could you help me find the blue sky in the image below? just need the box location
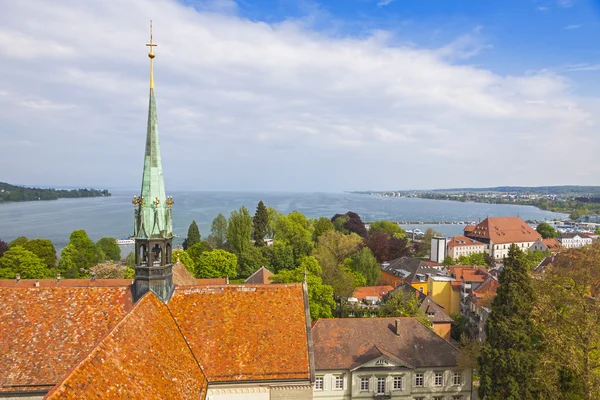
[0,0,599,191]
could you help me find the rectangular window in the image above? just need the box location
[335,376,343,390]
[360,377,369,391]
[414,373,424,387]
[434,372,443,386]
[377,377,385,394]
[453,372,462,386]
[452,396,464,400]
[315,377,323,390]
[393,376,402,390]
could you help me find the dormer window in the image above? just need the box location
[376,359,388,365]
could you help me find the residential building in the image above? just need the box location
[244,266,274,284]
[464,216,541,260]
[427,274,461,316]
[312,318,472,400]
[388,283,454,341]
[529,237,562,254]
[465,276,499,342]
[380,256,443,293]
[0,36,314,400]
[352,285,394,304]
[446,236,487,259]
[557,232,593,249]
[430,236,447,263]
[447,266,488,314]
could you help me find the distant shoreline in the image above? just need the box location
[0,182,111,204]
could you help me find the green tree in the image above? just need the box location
[95,238,121,261]
[536,222,557,239]
[23,239,57,269]
[0,239,8,257]
[332,215,349,234]
[266,207,281,239]
[442,255,456,266]
[227,206,253,255]
[369,220,406,238]
[595,226,600,235]
[312,217,334,242]
[0,246,48,279]
[346,247,381,286]
[238,246,267,278]
[271,264,336,320]
[125,252,135,268]
[478,245,539,400]
[8,236,28,248]
[58,230,104,278]
[379,289,432,328]
[274,211,314,263]
[183,220,201,250]
[172,249,195,275]
[262,241,295,272]
[450,312,468,341]
[186,241,213,265]
[195,249,237,279]
[252,201,269,246]
[570,209,584,221]
[210,213,228,249]
[314,231,363,298]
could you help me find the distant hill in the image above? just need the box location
[355,186,600,196]
[0,182,111,203]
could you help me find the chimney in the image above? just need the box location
[56,273,61,284]
[226,275,229,285]
[395,319,401,336]
[15,273,20,283]
[90,272,96,282]
[34,280,40,287]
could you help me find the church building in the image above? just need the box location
[0,25,314,400]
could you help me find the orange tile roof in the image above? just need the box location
[447,266,488,283]
[353,285,394,301]
[168,284,311,383]
[244,267,274,284]
[541,238,562,250]
[447,235,485,248]
[472,277,500,298]
[45,293,208,400]
[0,287,133,393]
[466,216,541,244]
[172,262,227,286]
[0,279,132,288]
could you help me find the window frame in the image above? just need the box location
[453,372,462,386]
[315,376,324,390]
[414,373,424,387]
[393,376,403,390]
[360,377,370,392]
[334,375,343,390]
[376,377,386,395]
[434,372,443,386]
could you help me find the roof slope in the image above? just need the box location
[392,283,453,323]
[244,266,273,284]
[312,317,459,370]
[168,284,311,383]
[353,285,394,301]
[0,287,133,393]
[447,235,485,248]
[382,257,443,283]
[45,293,208,400]
[466,216,541,244]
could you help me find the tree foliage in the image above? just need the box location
[195,249,238,279]
[364,231,409,263]
[227,206,253,255]
[379,289,432,328]
[9,236,28,248]
[0,239,7,258]
[172,249,195,275]
[0,246,48,279]
[369,220,406,238]
[252,201,269,246]
[58,230,104,278]
[23,238,57,269]
[314,231,363,298]
[331,212,367,237]
[346,247,381,286]
[536,222,558,239]
[478,245,539,400]
[95,238,121,261]
[183,220,201,250]
[89,262,130,279]
[237,246,267,278]
[186,241,213,265]
[274,211,314,263]
[210,213,228,249]
[262,241,295,272]
[312,217,335,241]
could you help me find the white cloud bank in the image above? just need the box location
[0,0,597,191]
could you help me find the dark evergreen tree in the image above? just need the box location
[183,220,201,250]
[331,211,367,237]
[252,201,269,247]
[0,239,8,257]
[478,244,539,400]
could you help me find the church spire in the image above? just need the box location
[132,22,175,304]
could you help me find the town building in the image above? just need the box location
[430,236,448,263]
[352,285,394,304]
[387,283,454,341]
[464,216,541,260]
[244,266,274,284]
[465,276,499,342]
[311,318,472,400]
[557,232,593,249]
[427,274,461,315]
[380,256,443,293]
[530,237,562,254]
[447,266,488,314]
[0,31,314,400]
[446,236,487,259]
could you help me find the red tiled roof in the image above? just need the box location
[541,238,562,250]
[465,216,541,244]
[45,293,208,400]
[472,277,500,298]
[0,279,132,288]
[172,262,227,286]
[0,287,133,393]
[447,266,488,283]
[353,285,394,301]
[168,284,311,383]
[244,267,274,284]
[447,235,486,248]
[312,318,459,370]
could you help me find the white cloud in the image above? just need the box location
[0,0,597,191]
[557,0,574,7]
[564,24,582,30]
[537,6,549,11]
[377,0,394,6]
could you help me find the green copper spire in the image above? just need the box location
[133,22,173,240]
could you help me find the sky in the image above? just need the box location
[1,0,600,192]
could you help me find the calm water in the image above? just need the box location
[0,190,567,249]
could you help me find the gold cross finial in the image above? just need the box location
[146,20,157,88]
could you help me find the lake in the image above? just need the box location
[0,190,567,249]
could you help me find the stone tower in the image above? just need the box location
[132,22,175,303]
